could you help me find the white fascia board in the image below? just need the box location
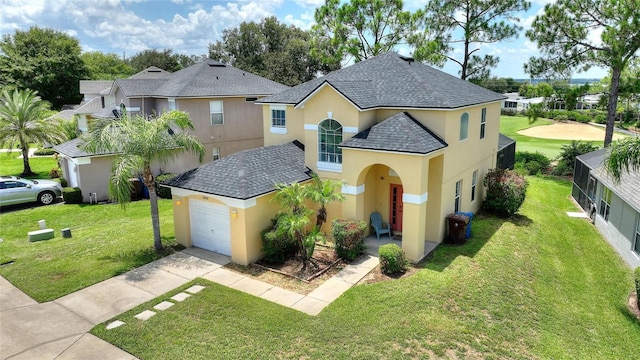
[169,187,257,209]
[294,81,362,111]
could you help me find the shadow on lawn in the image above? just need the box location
[422,211,533,272]
[98,237,183,276]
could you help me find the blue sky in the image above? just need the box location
[0,0,608,79]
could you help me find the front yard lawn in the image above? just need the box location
[0,199,177,302]
[92,177,640,359]
[0,152,57,179]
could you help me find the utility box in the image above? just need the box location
[446,213,469,245]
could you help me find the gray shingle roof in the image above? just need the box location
[576,148,607,169]
[116,60,289,98]
[498,133,516,151]
[128,66,170,79]
[79,80,113,95]
[52,138,115,158]
[340,112,448,154]
[166,141,312,199]
[74,97,103,115]
[257,52,506,109]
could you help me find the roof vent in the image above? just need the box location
[148,70,162,73]
[207,60,226,67]
[398,54,414,64]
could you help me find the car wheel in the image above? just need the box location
[38,191,55,205]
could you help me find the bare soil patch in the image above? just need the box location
[358,264,418,284]
[629,291,640,320]
[518,122,626,141]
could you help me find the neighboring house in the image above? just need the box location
[54,62,288,203]
[166,52,507,265]
[501,92,544,111]
[572,149,640,268]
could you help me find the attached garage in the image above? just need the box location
[189,199,231,256]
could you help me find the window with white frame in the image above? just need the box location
[168,98,176,111]
[460,113,469,141]
[634,218,640,255]
[480,108,486,139]
[270,105,286,134]
[212,146,221,161]
[318,119,343,166]
[210,101,224,125]
[455,180,462,212]
[599,186,612,221]
[471,170,478,202]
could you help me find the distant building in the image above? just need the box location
[501,92,544,111]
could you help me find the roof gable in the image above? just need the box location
[258,52,506,109]
[340,112,448,154]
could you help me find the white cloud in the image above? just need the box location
[295,0,323,8]
[284,11,315,30]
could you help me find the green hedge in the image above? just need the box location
[379,243,408,275]
[332,218,367,261]
[33,148,57,156]
[62,187,82,204]
[483,168,528,217]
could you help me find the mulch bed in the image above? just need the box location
[629,292,640,320]
[253,245,343,282]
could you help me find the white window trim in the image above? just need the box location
[455,180,462,212]
[270,127,287,134]
[212,146,221,161]
[471,170,478,202]
[317,162,342,173]
[168,98,176,111]
[210,100,224,126]
[270,105,286,133]
[460,113,469,141]
[480,108,486,139]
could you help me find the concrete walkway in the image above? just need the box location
[0,247,378,359]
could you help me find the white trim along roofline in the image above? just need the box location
[169,187,258,209]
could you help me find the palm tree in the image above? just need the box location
[0,88,66,176]
[605,136,640,182]
[305,174,345,230]
[83,110,204,251]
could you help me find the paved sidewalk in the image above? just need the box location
[1,247,378,359]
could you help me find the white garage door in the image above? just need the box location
[189,199,231,256]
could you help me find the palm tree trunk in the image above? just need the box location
[21,146,33,177]
[143,166,163,251]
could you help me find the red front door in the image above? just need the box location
[390,184,403,232]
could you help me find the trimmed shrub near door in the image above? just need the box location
[379,243,408,275]
[155,173,177,199]
[332,218,367,261]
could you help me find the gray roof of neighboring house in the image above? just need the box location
[46,109,76,121]
[74,97,103,115]
[165,141,312,199]
[115,60,289,98]
[79,80,113,95]
[257,52,506,109]
[340,112,448,154]
[579,148,640,213]
[52,138,114,158]
[128,66,171,79]
[498,133,516,151]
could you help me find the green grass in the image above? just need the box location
[92,177,639,359]
[0,200,177,302]
[0,152,57,178]
[500,115,605,158]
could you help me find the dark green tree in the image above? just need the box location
[0,27,88,109]
[81,51,135,80]
[129,49,181,73]
[209,17,332,86]
[414,0,531,80]
[310,0,422,67]
[525,0,640,147]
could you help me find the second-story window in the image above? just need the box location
[210,100,224,125]
[460,113,469,141]
[270,105,287,134]
[480,108,486,139]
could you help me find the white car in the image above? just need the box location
[0,176,63,206]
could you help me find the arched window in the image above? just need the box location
[318,119,343,164]
[460,112,469,141]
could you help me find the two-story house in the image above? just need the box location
[54,61,288,203]
[166,52,506,265]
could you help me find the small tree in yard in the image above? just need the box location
[483,168,528,217]
[553,140,599,176]
[305,174,345,231]
[83,111,204,251]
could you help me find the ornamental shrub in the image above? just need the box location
[379,244,408,275]
[482,168,528,217]
[332,218,367,261]
[554,140,598,176]
[635,267,640,309]
[34,148,57,156]
[155,173,177,199]
[515,151,551,174]
[261,213,298,264]
[62,187,83,204]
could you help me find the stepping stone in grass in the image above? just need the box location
[154,301,174,311]
[185,285,206,294]
[134,310,156,321]
[171,292,191,302]
[106,320,125,330]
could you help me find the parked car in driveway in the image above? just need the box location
[0,176,63,206]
